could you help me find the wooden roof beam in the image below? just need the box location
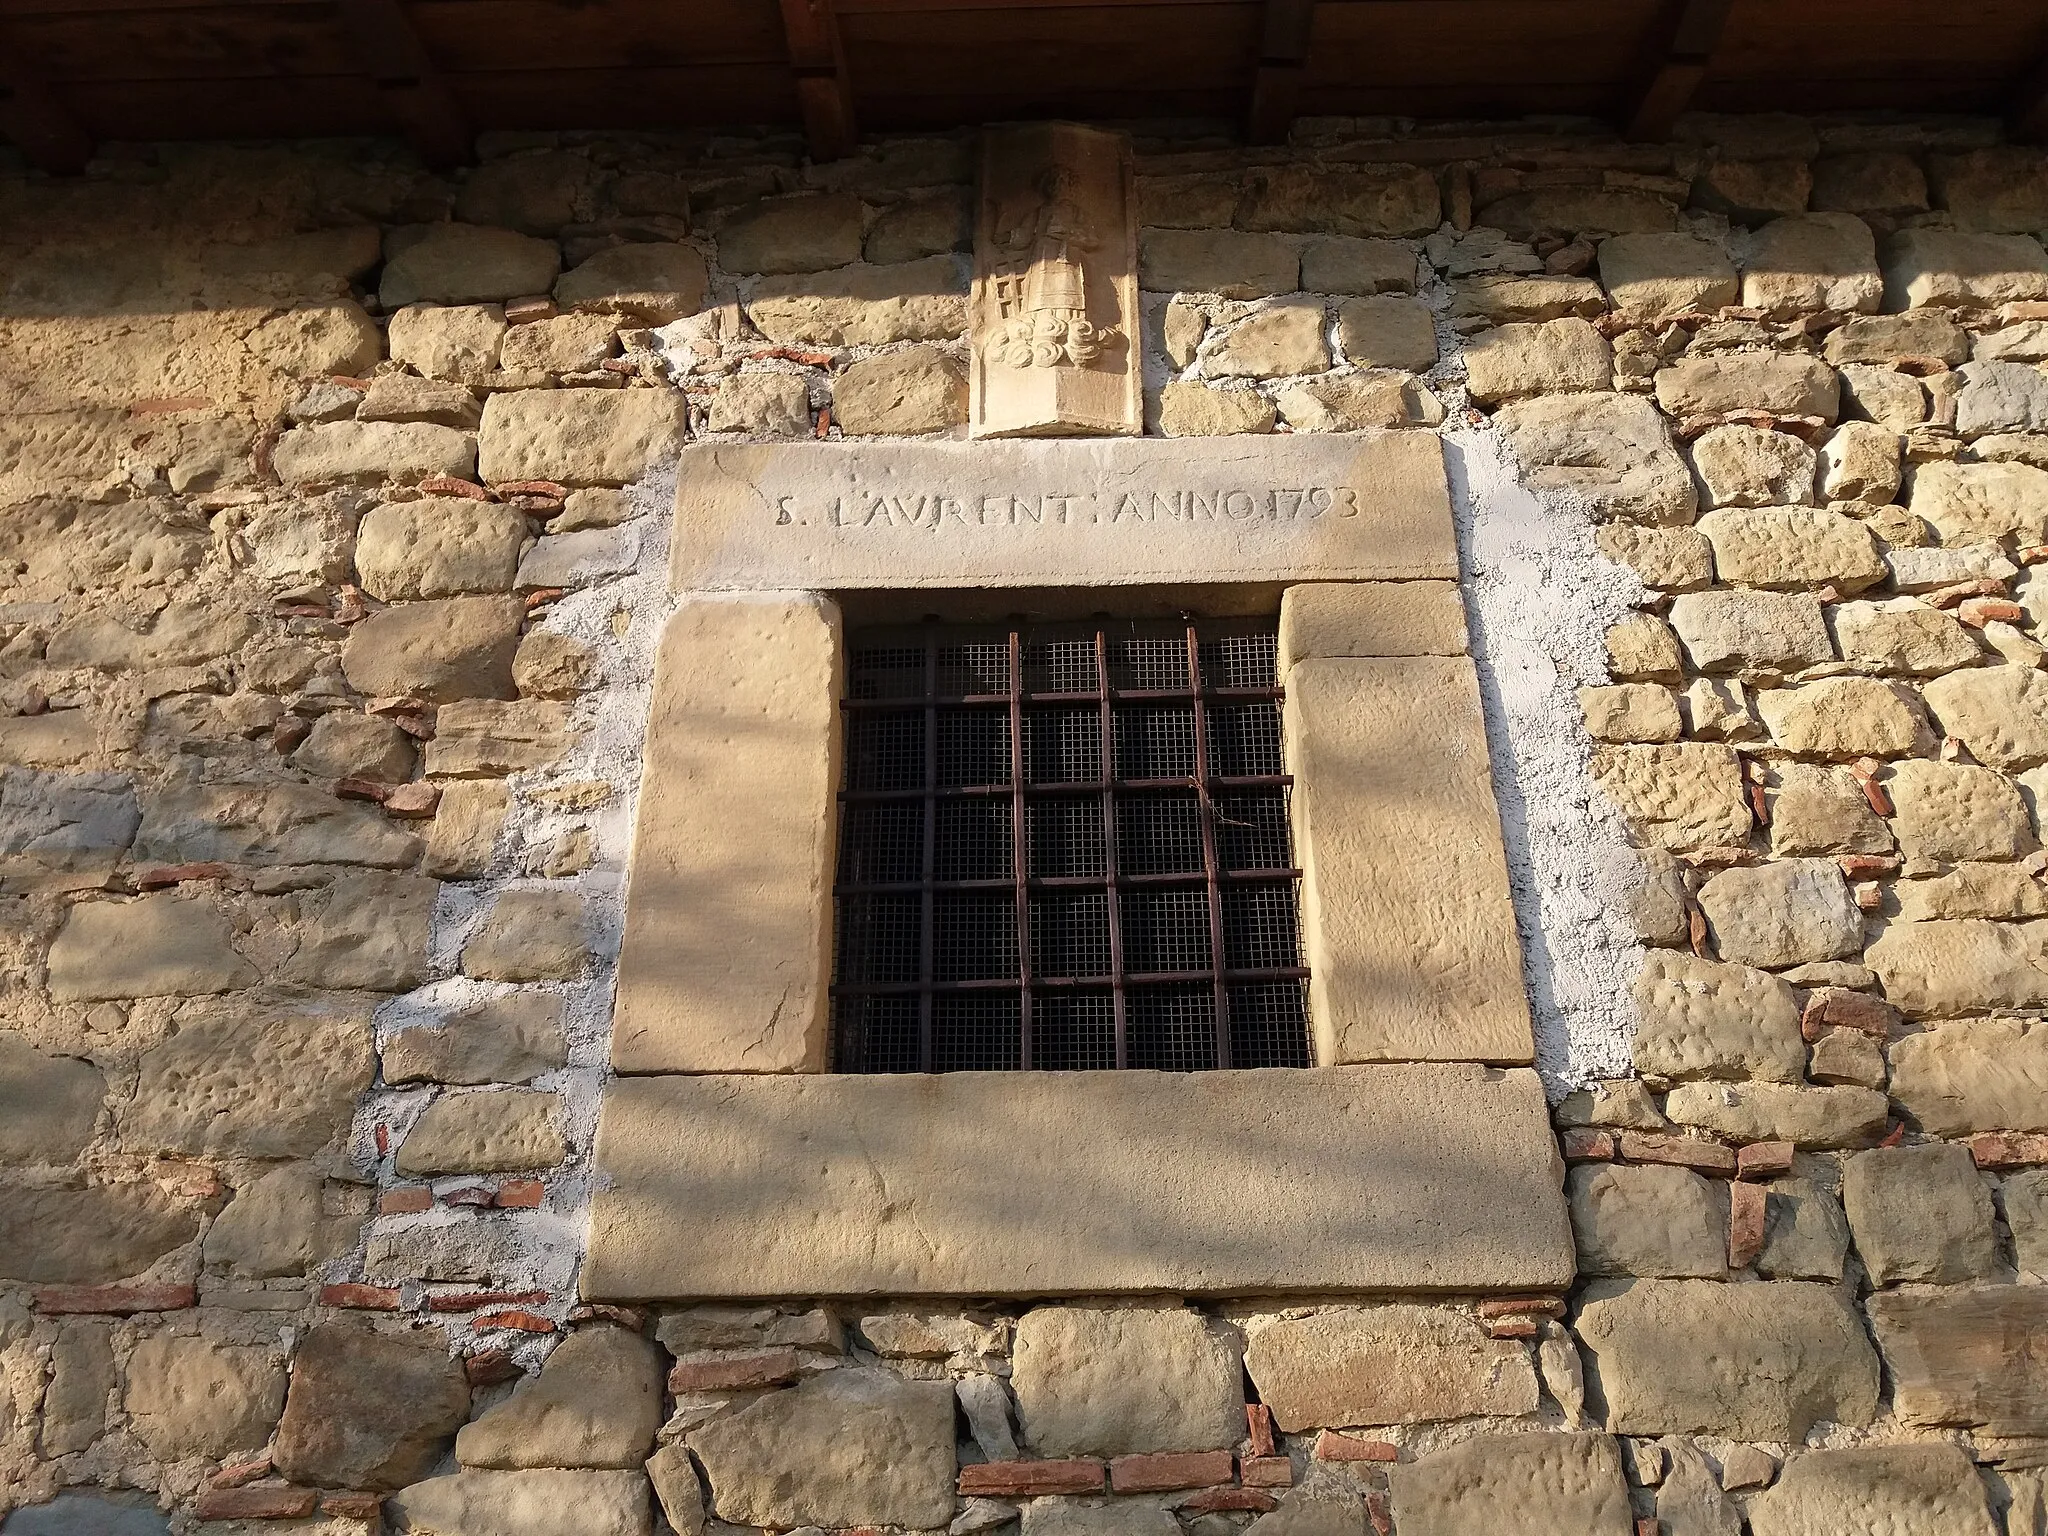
[2012,49,2048,142]
[1622,0,1732,142]
[781,0,858,162]
[1246,0,1315,145]
[0,27,93,175]
[336,0,470,168]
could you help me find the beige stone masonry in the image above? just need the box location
[582,1065,1574,1298]
[1277,581,1469,674]
[1285,656,1534,1064]
[612,595,843,1074]
[669,433,1454,592]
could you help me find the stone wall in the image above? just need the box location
[0,114,2045,1534]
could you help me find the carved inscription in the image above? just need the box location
[771,485,1367,529]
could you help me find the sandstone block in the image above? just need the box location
[1483,186,1679,240]
[1757,1176,1852,1281]
[1493,392,1697,524]
[1768,763,1893,855]
[1757,677,1925,758]
[1464,319,1610,405]
[514,523,638,591]
[357,371,482,429]
[499,312,619,375]
[280,869,436,990]
[45,600,254,672]
[47,893,253,1001]
[124,1334,284,1461]
[1813,150,1930,218]
[718,193,864,274]
[1244,1305,1537,1430]
[462,888,588,982]
[1590,743,1753,852]
[1824,310,1969,366]
[397,1089,567,1175]
[1689,424,1816,508]
[387,1469,653,1536]
[1607,612,1682,680]
[1277,582,1467,668]
[1867,1285,2048,1434]
[1022,1498,1180,1536]
[1664,1080,1889,1147]
[1698,859,1864,967]
[42,1320,116,1455]
[274,1324,470,1489]
[0,768,136,893]
[1669,589,1832,673]
[686,1367,954,1528]
[2010,1168,2048,1277]
[1741,214,1883,315]
[646,1443,706,1536]
[1207,299,1331,379]
[1631,949,1806,1083]
[1274,372,1441,431]
[1978,321,2048,362]
[1569,1163,1726,1278]
[384,993,566,1086]
[381,224,563,308]
[1695,158,1812,223]
[708,372,812,436]
[1655,354,1839,420]
[1334,295,1437,372]
[1930,146,2048,234]
[1015,1306,1244,1455]
[1830,601,1976,675]
[864,189,971,265]
[1575,1278,1878,1438]
[747,256,968,346]
[1285,657,1533,1063]
[834,346,967,435]
[123,995,373,1158]
[272,419,476,487]
[389,304,508,383]
[456,1325,662,1470]
[554,242,707,323]
[1956,359,2048,438]
[1885,229,2048,310]
[1886,1016,2048,1133]
[613,597,839,1073]
[1924,665,2048,769]
[292,712,417,782]
[1388,1432,1633,1536]
[477,388,684,487]
[341,593,525,703]
[1580,683,1681,743]
[1300,236,1416,295]
[424,779,510,878]
[0,1183,198,1285]
[133,782,416,868]
[204,1164,338,1278]
[1138,229,1298,298]
[1886,759,2034,865]
[1837,362,1928,428]
[1598,232,1738,322]
[1448,273,1605,325]
[0,1032,102,1165]
[354,497,531,599]
[1895,861,2048,921]
[512,631,595,699]
[0,1497,168,1535]
[1596,524,1714,590]
[1236,164,1439,238]
[1157,382,1275,435]
[1909,459,2048,544]
[363,1214,533,1287]
[1843,1143,1998,1285]
[425,698,574,775]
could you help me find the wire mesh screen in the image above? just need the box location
[832,619,1312,1073]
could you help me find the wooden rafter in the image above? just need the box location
[781,0,858,162]
[1622,0,1733,142]
[2012,49,2048,142]
[336,0,470,168]
[1246,0,1315,145]
[0,26,93,175]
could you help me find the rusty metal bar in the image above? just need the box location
[1096,630,1130,1069]
[1185,624,1234,1070]
[918,628,938,1073]
[838,967,1309,996]
[842,774,1292,804]
[1008,628,1033,1069]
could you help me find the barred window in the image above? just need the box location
[831,618,1311,1072]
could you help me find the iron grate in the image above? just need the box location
[831,619,1312,1072]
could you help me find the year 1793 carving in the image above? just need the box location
[773,485,1366,529]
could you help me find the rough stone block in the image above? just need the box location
[1884,230,2048,310]
[1923,665,2048,769]
[1464,319,1610,405]
[1767,764,1893,856]
[583,1066,1574,1298]
[1335,295,1438,371]
[1689,424,1816,508]
[355,497,531,599]
[1493,392,1697,525]
[1886,1016,2048,1134]
[1868,1286,2048,1434]
[1013,1306,1242,1455]
[1236,164,1439,238]
[204,1164,339,1279]
[554,242,707,323]
[1813,151,1930,218]
[1595,524,1713,590]
[1698,859,1864,968]
[477,388,685,486]
[1694,158,1812,223]
[462,889,588,982]
[1868,922,2048,1021]
[1022,1498,1181,1536]
[1598,232,1738,322]
[1285,656,1533,1064]
[1909,460,2048,545]
[1568,1163,1728,1278]
[1740,214,1883,315]
[1654,354,1839,420]
[747,256,968,346]
[1590,743,1753,852]
[424,779,511,879]
[1886,759,2034,865]
[0,768,138,893]
[384,993,567,1085]
[1830,601,1976,676]
[386,1469,653,1536]
[397,1089,567,1175]
[273,1324,471,1490]
[1574,1278,1879,1439]
[1388,1432,1633,1536]
[389,303,508,384]
[456,1325,662,1470]
[123,1334,285,1461]
[686,1368,954,1528]
[500,311,619,375]
[47,893,254,1001]
[1301,236,1416,296]
[1669,589,1832,673]
[1749,1445,1995,1536]
[1631,950,1806,1084]
[708,372,812,437]
[835,346,967,434]
[279,869,436,990]
[1158,382,1276,435]
[341,594,525,704]
[272,419,477,486]
[1207,299,1331,379]
[1843,1143,1998,1286]
[423,699,574,776]
[1580,683,1682,743]
[1756,1176,1852,1281]
[1243,1305,1536,1430]
[718,193,864,274]
[864,189,971,265]
[292,712,417,782]
[0,1032,103,1166]
[1663,1081,1889,1148]
[1139,229,1299,298]
[0,1495,169,1535]
[1275,372,1441,431]
[381,224,563,308]
[1449,273,1605,325]
[1757,677,1926,759]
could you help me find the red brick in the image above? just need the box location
[1241,1455,1294,1488]
[429,1288,548,1313]
[418,474,491,502]
[1561,1128,1616,1162]
[669,1347,800,1394]
[442,1185,496,1208]
[1366,1488,1394,1536]
[1482,1317,1540,1339]
[378,1187,434,1215]
[475,1309,555,1333]
[496,1178,546,1208]
[959,1460,1106,1496]
[137,861,232,890]
[319,1283,402,1311]
[1728,1179,1768,1270]
[210,1453,273,1488]
[1315,1432,1398,1463]
[1619,1132,1736,1176]
[1246,1402,1276,1457]
[464,1348,523,1386]
[195,1485,319,1520]
[334,776,390,803]
[1176,1488,1278,1514]
[494,478,568,499]
[1637,1520,1662,1536]
[570,1302,647,1330]
[1800,988,1897,1041]
[1736,1140,1796,1180]
[321,1491,386,1518]
[1836,853,1900,880]
[34,1283,195,1315]
[1475,1296,1566,1321]
[1971,1131,2048,1170]
[1109,1451,1235,1493]
[383,781,442,817]
[1958,597,2026,628]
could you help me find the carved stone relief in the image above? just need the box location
[972,122,1141,438]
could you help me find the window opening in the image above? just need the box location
[832,618,1311,1072]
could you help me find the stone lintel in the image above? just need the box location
[669,432,1455,592]
[581,1065,1574,1300]
[611,594,842,1074]
[1285,655,1535,1065]
[1277,580,1471,676]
